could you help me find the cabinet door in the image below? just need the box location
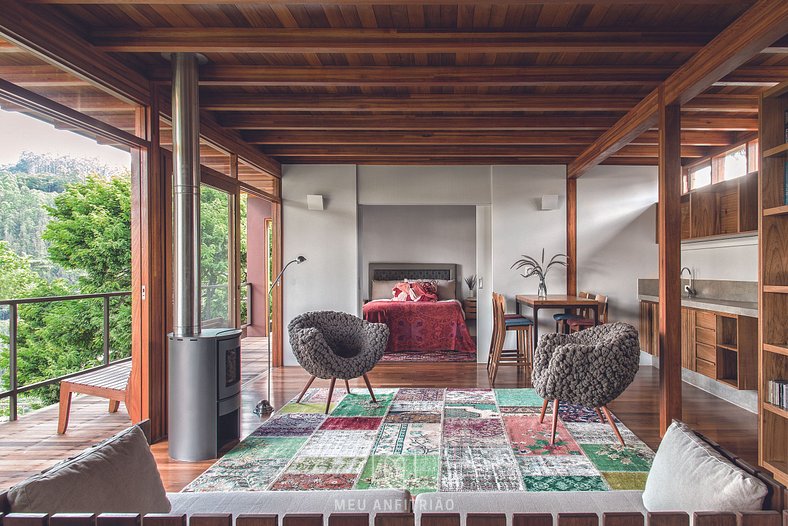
[681,308,696,370]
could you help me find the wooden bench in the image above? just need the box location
[58,360,131,434]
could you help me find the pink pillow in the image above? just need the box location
[391,281,438,302]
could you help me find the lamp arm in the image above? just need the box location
[269,259,300,296]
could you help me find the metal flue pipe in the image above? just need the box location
[172,53,201,337]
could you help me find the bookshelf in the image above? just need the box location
[758,80,788,486]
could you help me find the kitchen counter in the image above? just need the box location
[638,294,758,318]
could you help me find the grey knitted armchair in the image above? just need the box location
[532,321,640,445]
[288,311,389,413]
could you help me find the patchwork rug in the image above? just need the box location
[184,388,653,495]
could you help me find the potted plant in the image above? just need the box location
[464,274,478,298]
[511,249,568,298]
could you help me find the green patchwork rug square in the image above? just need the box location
[183,388,654,493]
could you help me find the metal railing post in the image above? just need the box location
[103,295,111,365]
[9,303,18,421]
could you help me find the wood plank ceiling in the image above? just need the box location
[5,1,788,166]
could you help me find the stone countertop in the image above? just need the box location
[638,294,758,318]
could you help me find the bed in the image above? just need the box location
[362,263,475,354]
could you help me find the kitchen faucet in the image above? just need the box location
[681,267,696,298]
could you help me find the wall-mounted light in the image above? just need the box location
[307,194,324,211]
[540,194,559,211]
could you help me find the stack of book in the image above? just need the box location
[767,379,788,410]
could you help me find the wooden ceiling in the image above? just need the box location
[4,1,788,167]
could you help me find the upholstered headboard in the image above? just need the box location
[368,262,460,300]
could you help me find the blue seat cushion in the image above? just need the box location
[553,313,582,321]
[505,317,533,327]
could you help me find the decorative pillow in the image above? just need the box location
[392,281,412,301]
[435,279,456,300]
[642,420,767,513]
[411,280,438,302]
[7,424,171,514]
[371,280,401,300]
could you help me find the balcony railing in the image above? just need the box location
[0,291,131,421]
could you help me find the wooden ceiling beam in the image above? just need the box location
[240,129,733,147]
[0,0,148,104]
[568,0,788,178]
[201,93,749,113]
[263,144,706,158]
[91,28,715,54]
[0,65,90,87]
[149,64,788,88]
[217,113,757,132]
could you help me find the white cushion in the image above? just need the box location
[436,280,456,300]
[371,280,399,300]
[642,420,767,513]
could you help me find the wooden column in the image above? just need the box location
[270,201,284,367]
[566,175,577,296]
[229,154,241,329]
[657,87,683,435]
[130,84,170,441]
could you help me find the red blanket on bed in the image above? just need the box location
[363,300,476,353]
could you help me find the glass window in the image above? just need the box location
[689,163,712,190]
[200,184,231,328]
[722,145,747,181]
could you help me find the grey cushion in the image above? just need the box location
[289,311,388,380]
[532,322,640,408]
[642,420,767,513]
[169,490,411,525]
[436,280,456,300]
[371,280,400,300]
[7,425,170,514]
[414,491,645,525]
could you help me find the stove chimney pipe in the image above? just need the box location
[172,53,201,337]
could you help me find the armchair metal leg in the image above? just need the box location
[296,375,317,403]
[594,407,605,423]
[345,379,351,393]
[325,378,337,414]
[539,399,548,424]
[550,399,560,445]
[362,373,377,402]
[601,405,625,445]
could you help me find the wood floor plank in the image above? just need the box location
[0,343,758,492]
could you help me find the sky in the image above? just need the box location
[0,109,131,169]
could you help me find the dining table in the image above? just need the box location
[515,294,600,346]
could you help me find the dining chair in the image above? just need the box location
[553,291,591,334]
[488,292,533,384]
[567,294,609,333]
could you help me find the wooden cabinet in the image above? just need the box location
[659,171,758,242]
[758,82,788,485]
[639,301,756,390]
[463,297,477,320]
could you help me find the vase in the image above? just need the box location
[537,278,548,299]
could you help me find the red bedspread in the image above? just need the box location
[363,300,476,354]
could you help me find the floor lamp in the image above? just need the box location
[255,255,307,416]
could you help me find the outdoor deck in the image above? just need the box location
[0,336,269,490]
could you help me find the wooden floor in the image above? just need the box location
[0,353,758,493]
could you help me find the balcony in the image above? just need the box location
[0,290,268,490]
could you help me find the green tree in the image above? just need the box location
[43,175,132,292]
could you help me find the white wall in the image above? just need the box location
[359,205,477,299]
[491,165,568,338]
[282,164,359,365]
[358,165,492,205]
[681,236,758,282]
[577,165,659,327]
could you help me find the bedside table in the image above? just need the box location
[463,297,477,320]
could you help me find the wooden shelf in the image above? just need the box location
[764,403,788,419]
[763,285,788,293]
[717,343,737,352]
[764,343,788,357]
[763,460,788,486]
[718,378,738,388]
[763,142,788,158]
[764,205,788,217]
